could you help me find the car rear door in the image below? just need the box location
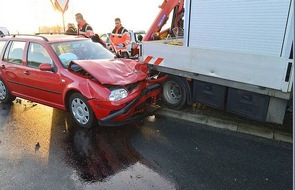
[1,40,28,96]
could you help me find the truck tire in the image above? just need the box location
[162,76,187,109]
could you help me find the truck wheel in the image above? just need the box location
[69,93,94,128]
[0,79,16,103]
[162,76,187,109]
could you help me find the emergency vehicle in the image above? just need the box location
[139,0,294,124]
[0,27,9,36]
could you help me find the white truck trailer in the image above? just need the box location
[140,0,294,124]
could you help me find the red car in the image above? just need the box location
[0,34,166,128]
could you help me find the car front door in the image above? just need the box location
[23,42,65,108]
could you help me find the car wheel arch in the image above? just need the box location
[65,89,84,111]
[64,82,103,111]
[0,77,16,103]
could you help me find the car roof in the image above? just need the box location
[0,34,90,43]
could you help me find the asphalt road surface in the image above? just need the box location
[0,100,293,190]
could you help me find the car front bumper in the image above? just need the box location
[98,83,162,126]
[89,83,162,126]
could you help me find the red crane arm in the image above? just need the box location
[143,0,184,41]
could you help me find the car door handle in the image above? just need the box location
[24,71,30,75]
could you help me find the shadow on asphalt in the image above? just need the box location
[191,103,293,134]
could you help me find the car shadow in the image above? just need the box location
[0,102,13,128]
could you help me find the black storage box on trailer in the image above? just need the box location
[193,80,227,110]
[226,88,270,121]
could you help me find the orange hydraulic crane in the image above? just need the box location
[143,0,184,41]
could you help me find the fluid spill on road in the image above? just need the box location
[64,124,140,182]
[63,118,177,189]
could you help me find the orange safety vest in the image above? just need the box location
[78,20,94,37]
[110,26,130,46]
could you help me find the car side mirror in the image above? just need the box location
[39,63,53,71]
[137,34,143,42]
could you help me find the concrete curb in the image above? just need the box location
[157,108,293,143]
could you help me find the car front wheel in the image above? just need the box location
[0,79,16,103]
[69,93,94,128]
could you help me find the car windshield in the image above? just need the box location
[51,39,115,67]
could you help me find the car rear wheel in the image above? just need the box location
[0,79,16,103]
[69,93,94,128]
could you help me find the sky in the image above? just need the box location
[0,0,162,34]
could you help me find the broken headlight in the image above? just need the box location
[109,89,128,101]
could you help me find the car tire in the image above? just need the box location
[162,76,187,110]
[69,93,95,128]
[0,78,16,103]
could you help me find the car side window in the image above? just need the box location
[0,41,7,56]
[100,34,110,43]
[27,43,52,68]
[135,33,145,42]
[4,41,26,64]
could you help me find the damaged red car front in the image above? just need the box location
[68,58,167,127]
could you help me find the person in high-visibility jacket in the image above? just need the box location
[110,18,130,49]
[75,13,94,38]
[65,23,77,35]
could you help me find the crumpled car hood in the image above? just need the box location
[72,59,148,85]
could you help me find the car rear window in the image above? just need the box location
[4,41,26,64]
